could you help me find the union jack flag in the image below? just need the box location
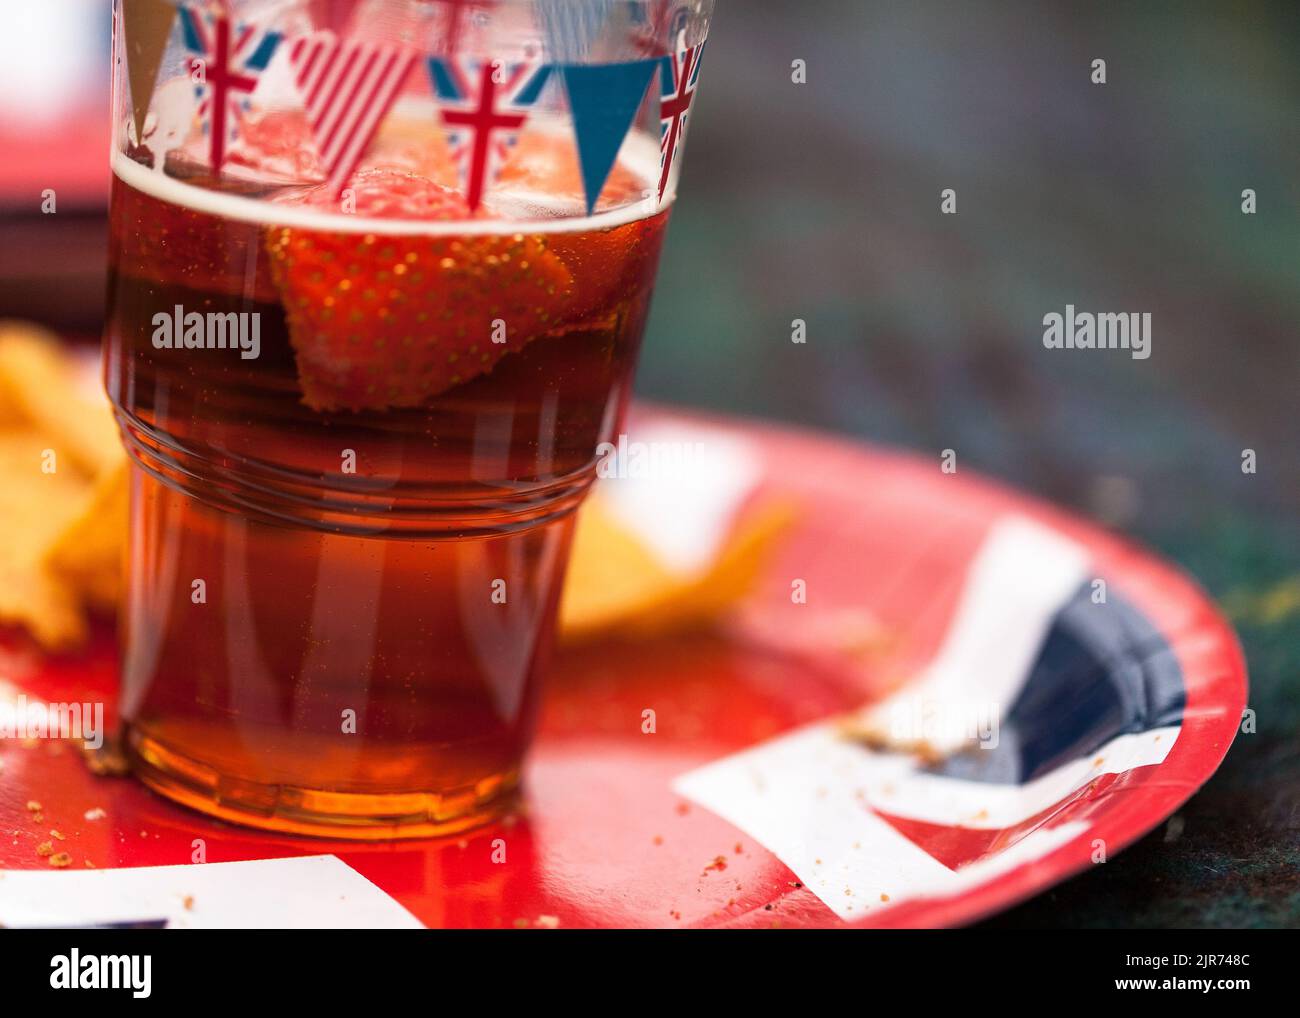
[287,31,417,196]
[657,38,704,202]
[178,5,281,172]
[426,57,553,213]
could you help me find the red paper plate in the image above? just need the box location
[0,407,1246,928]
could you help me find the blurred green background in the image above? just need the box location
[647,0,1299,927]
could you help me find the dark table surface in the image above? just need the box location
[637,0,1298,928]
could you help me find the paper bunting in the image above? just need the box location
[116,2,706,209]
[178,5,282,171]
[287,31,417,196]
[122,0,177,143]
[427,57,553,212]
[657,38,705,202]
[561,61,658,213]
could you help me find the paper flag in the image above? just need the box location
[657,39,705,202]
[123,0,177,141]
[427,57,553,212]
[287,31,417,195]
[178,5,282,171]
[561,60,658,214]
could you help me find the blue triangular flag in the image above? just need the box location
[562,60,658,214]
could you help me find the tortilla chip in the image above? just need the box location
[0,432,89,545]
[0,431,94,648]
[0,321,121,478]
[560,496,796,641]
[0,324,127,649]
[0,562,87,649]
[47,459,129,613]
[560,494,680,635]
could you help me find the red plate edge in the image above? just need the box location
[657,404,1248,928]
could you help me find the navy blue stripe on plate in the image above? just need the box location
[924,581,1185,785]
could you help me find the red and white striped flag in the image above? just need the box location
[288,30,416,195]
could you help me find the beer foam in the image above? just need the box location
[111,129,674,237]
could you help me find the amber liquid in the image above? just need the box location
[104,170,668,837]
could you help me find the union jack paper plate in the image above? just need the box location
[0,408,1246,928]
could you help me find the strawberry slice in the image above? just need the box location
[264,169,575,411]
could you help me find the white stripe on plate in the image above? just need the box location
[865,725,1179,828]
[848,515,1091,756]
[674,718,1143,921]
[0,855,423,929]
[673,515,1127,921]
